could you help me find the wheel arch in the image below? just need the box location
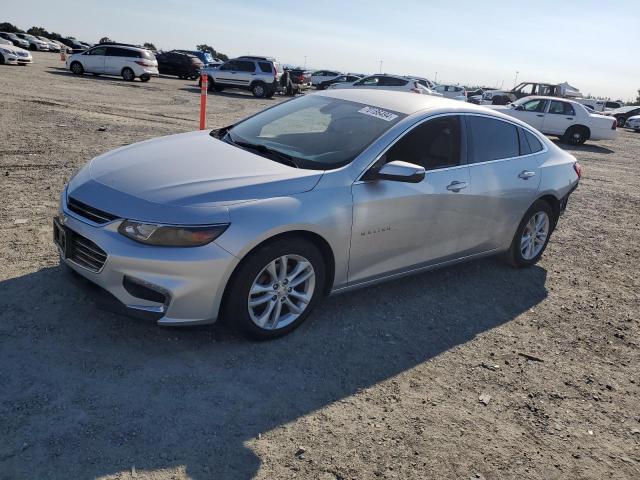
[219,230,336,317]
[535,194,561,229]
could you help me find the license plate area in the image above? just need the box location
[53,217,71,258]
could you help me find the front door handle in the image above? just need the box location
[446,181,468,192]
[519,170,536,180]
[536,114,544,117]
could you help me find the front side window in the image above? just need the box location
[355,76,379,86]
[88,46,107,56]
[467,116,519,163]
[224,96,406,170]
[520,99,548,112]
[548,101,575,116]
[385,116,462,171]
[516,84,535,96]
[219,61,238,71]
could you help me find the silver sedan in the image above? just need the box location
[55,90,581,339]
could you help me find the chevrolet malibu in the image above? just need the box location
[55,90,580,339]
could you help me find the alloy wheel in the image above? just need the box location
[247,255,315,330]
[520,212,549,260]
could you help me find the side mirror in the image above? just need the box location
[375,161,425,183]
[514,105,525,111]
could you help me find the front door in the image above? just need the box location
[511,98,548,130]
[82,46,107,73]
[349,115,475,285]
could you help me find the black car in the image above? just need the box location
[318,74,362,90]
[606,106,640,127]
[59,38,88,54]
[156,51,203,80]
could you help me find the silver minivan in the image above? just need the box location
[66,44,159,82]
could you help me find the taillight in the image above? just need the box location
[611,119,617,130]
[135,60,152,67]
[574,162,582,179]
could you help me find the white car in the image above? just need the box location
[14,33,49,51]
[36,36,61,52]
[0,43,33,65]
[66,44,158,82]
[329,74,441,96]
[433,84,467,101]
[493,96,617,145]
[626,115,640,132]
[310,70,341,88]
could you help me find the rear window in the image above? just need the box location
[524,130,543,153]
[258,62,273,73]
[467,116,519,163]
[141,50,155,60]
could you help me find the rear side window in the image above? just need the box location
[107,47,138,57]
[549,101,575,116]
[258,62,273,73]
[467,116,519,163]
[386,116,462,171]
[236,60,256,72]
[379,77,408,87]
[524,129,543,153]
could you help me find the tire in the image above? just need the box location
[140,74,150,82]
[617,117,626,128]
[562,125,588,146]
[222,237,326,340]
[251,82,267,98]
[121,67,135,81]
[30,44,37,51]
[92,73,100,76]
[213,84,224,92]
[70,61,84,75]
[0,53,4,65]
[504,200,554,268]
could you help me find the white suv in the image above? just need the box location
[66,43,158,82]
[433,84,467,101]
[201,56,283,98]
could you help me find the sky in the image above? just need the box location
[3,0,638,100]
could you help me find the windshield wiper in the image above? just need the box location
[225,133,300,168]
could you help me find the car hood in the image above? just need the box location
[0,44,29,54]
[68,130,323,222]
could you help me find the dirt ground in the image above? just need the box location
[1,52,639,480]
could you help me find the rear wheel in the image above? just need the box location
[121,67,135,81]
[251,82,267,98]
[505,200,553,268]
[223,238,326,340]
[617,117,626,128]
[70,61,84,75]
[140,74,150,82]
[213,84,224,92]
[562,125,588,146]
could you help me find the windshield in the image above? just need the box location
[223,95,406,170]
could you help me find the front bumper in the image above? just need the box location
[56,197,239,326]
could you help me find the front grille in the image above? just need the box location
[67,196,118,224]
[69,233,107,272]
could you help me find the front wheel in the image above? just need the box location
[121,67,135,81]
[0,53,4,65]
[70,61,84,75]
[222,238,326,340]
[504,200,553,268]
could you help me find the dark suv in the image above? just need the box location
[156,51,203,79]
[200,56,283,98]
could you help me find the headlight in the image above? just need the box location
[118,221,229,247]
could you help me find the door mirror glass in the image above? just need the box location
[375,161,425,183]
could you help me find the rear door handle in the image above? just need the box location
[446,181,468,192]
[519,170,536,179]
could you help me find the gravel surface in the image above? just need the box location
[1,53,639,480]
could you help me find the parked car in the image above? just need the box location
[14,33,49,51]
[200,56,283,98]
[484,82,581,105]
[36,36,61,52]
[625,115,640,132]
[310,70,341,88]
[493,96,617,145]
[433,84,467,101]
[287,68,312,88]
[59,38,88,54]
[156,51,203,79]
[172,49,221,67]
[66,43,158,82]
[603,106,640,127]
[0,32,29,49]
[54,90,580,339]
[317,74,362,90]
[329,74,439,95]
[0,43,33,65]
[0,37,12,46]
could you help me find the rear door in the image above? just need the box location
[543,100,576,135]
[234,60,257,86]
[350,115,475,284]
[465,115,543,252]
[216,60,242,85]
[104,47,130,75]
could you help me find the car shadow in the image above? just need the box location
[552,140,614,154]
[45,68,157,86]
[0,258,548,478]
[177,86,281,100]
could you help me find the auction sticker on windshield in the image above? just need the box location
[358,106,399,122]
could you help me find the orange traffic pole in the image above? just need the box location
[60,48,66,62]
[199,73,208,130]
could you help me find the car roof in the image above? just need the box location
[517,95,579,103]
[316,89,499,116]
